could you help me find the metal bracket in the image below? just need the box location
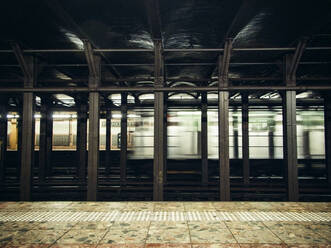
[218,39,233,87]
[83,40,99,79]
[11,42,33,81]
[286,38,308,84]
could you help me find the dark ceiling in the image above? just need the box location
[0,0,331,87]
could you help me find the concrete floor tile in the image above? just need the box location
[35,221,77,230]
[8,230,67,245]
[188,221,236,243]
[97,244,144,248]
[191,244,240,248]
[264,222,329,244]
[145,244,192,248]
[229,229,283,244]
[0,231,17,245]
[50,245,97,248]
[100,222,149,244]
[56,229,107,244]
[154,202,185,211]
[225,221,266,230]
[184,202,216,211]
[286,245,331,248]
[123,202,155,212]
[146,222,190,243]
[2,245,50,248]
[239,245,287,248]
[73,221,114,230]
[0,221,38,231]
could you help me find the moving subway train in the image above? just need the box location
[6,106,325,160]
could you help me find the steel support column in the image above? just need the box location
[281,40,306,201]
[219,91,230,200]
[20,92,35,200]
[201,92,208,184]
[154,91,165,201]
[87,91,100,201]
[120,92,128,183]
[153,39,165,201]
[218,39,232,201]
[77,103,87,181]
[325,97,331,186]
[85,42,101,201]
[282,46,303,201]
[282,90,298,201]
[18,53,36,201]
[242,93,249,185]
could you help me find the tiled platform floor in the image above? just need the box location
[0,201,330,247]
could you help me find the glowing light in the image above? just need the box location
[52,114,77,119]
[112,114,122,118]
[60,28,84,49]
[7,114,19,119]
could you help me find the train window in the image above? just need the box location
[107,110,142,151]
[207,110,218,159]
[168,109,201,159]
[52,112,77,150]
[110,111,121,150]
[297,107,325,159]
[207,108,243,159]
[34,113,40,150]
[99,118,106,150]
[249,107,283,159]
[7,112,19,151]
[7,112,41,151]
[229,108,242,159]
[128,109,154,159]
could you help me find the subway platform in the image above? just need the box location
[0,201,330,247]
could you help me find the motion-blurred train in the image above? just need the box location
[6,107,325,160]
